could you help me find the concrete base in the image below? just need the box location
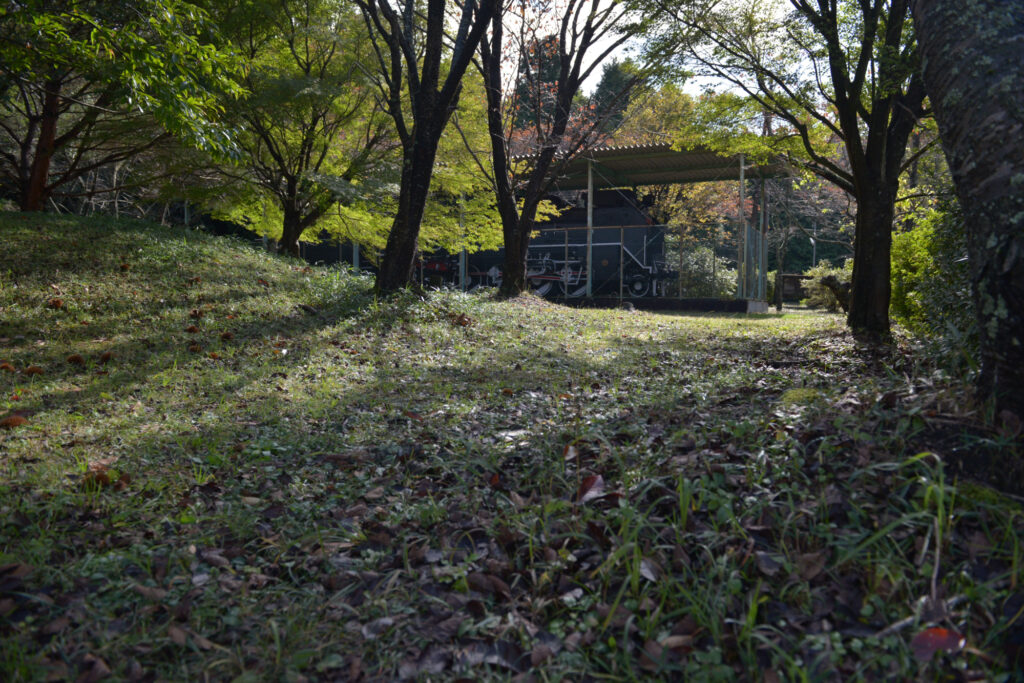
[549,297,770,313]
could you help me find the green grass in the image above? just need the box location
[1,211,1022,681]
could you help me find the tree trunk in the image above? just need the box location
[499,213,539,297]
[376,139,438,292]
[910,0,1024,417]
[279,202,303,258]
[22,79,61,211]
[847,189,896,337]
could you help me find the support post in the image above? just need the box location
[459,195,467,290]
[759,179,768,300]
[353,243,360,273]
[619,227,624,304]
[737,154,746,298]
[563,228,569,294]
[586,160,594,298]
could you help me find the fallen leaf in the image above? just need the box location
[362,616,394,640]
[910,627,965,661]
[132,584,168,601]
[40,615,70,635]
[755,551,784,577]
[796,551,827,581]
[576,474,605,504]
[199,549,231,568]
[120,263,130,271]
[257,278,270,287]
[66,354,85,365]
[0,362,14,372]
[168,624,188,646]
[78,654,111,683]
[363,487,386,501]
[187,343,201,353]
[98,352,112,364]
[220,331,234,341]
[47,298,64,309]
[0,415,28,429]
[23,365,43,375]
[467,572,494,595]
[639,639,665,672]
[189,309,203,319]
[185,325,199,333]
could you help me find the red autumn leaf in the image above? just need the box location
[66,354,85,365]
[0,362,15,372]
[47,298,64,309]
[119,263,130,271]
[257,278,270,287]
[577,474,605,504]
[0,415,28,429]
[910,627,965,661]
[24,365,43,375]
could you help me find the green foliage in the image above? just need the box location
[673,246,737,297]
[802,259,852,311]
[891,201,976,364]
[1,0,244,157]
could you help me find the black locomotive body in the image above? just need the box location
[424,190,675,298]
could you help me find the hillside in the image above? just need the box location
[1,212,1021,680]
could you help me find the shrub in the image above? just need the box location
[891,201,976,368]
[675,246,737,297]
[801,259,852,312]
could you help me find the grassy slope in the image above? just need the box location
[1,212,1021,681]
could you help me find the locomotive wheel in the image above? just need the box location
[530,279,553,296]
[627,273,651,297]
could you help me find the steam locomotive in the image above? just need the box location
[421,190,676,298]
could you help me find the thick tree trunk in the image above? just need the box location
[847,189,896,337]
[376,139,438,292]
[21,79,61,211]
[911,0,1024,417]
[279,202,303,258]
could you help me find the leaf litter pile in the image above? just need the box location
[1,214,1023,681]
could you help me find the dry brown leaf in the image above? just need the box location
[23,365,43,375]
[168,624,188,646]
[66,354,85,365]
[79,653,111,683]
[0,415,28,429]
[40,615,70,635]
[132,584,167,601]
[796,551,827,581]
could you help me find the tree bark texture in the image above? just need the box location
[376,136,439,290]
[910,0,1024,416]
[21,79,62,211]
[847,188,896,333]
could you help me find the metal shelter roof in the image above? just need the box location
[531,143,786,190]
